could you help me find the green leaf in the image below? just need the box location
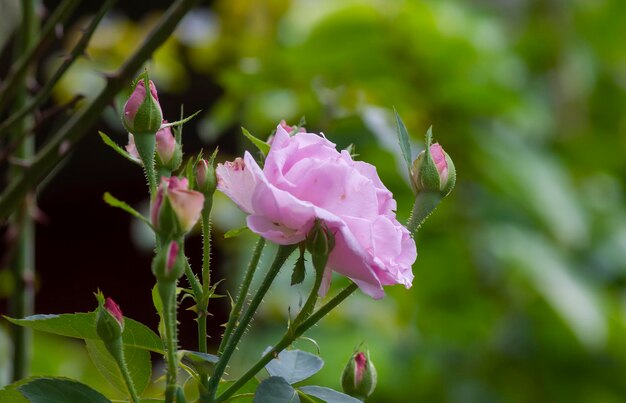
[18,377,111,403]
[224,226,251,239]
[179,350,219,374]
[291,253,306,286]
[393,108,413,172]
[99,131,140,165]
[254,377,300,403]
[103,192,152,227]
[265,349,324,384]
[0,378,30,403]
[242,127,271,156]
[6,312,163,353]
[85,339,152,395]
[299,386,361,403]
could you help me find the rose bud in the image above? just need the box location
[341,350,377,400]
[151,176,205,239]
[152,241,185,282]
[195,158,217,197]
[410,142,456,197]
[95,292,124,342]
[305,219,335,274]
[121,73,163,134]
[155,123,182,170]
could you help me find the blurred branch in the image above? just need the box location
[8,0,38,382]
[0,95,83,165]
[0,0,80,115]
[0,0,117,139]
[0,0,201,221]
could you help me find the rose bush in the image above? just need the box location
[217,124,416,298]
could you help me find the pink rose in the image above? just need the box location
[217,124,416,299]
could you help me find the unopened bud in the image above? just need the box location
[410,142,455,197]
[195,158,217,197]
[341,350,377,400]
[305,220,335,274]
[95,292,124,342]
[122,73,163,134]
[151,176,205,239]
[155,123,182,171]
[152,241,184,282]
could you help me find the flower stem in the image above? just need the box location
[107,338,140,403]
[197,204,213,400]
[134,132,157,197]
[406,191,442,235]
[217,237,266,356]
[8,0,37,382]
[158,280,179,403]
[214,282,359,403]
[206,243,296,400]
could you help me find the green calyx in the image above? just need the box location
[152,240,185,283]
[305,220,335,275]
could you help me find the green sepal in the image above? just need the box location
[242,126,271,156]
[99,131,141,165]
[291,244,307,286]
[305,220,335,275]
[418,127,441,191]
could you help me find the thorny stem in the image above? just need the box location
[8,0,37,382]
[0,0,201,221]
[206,244,296,401]
[0,0,118,139]
[406,191,442,235]
[197,202,213,400]
[158,280,180,403]
[215,282,359,403]
[217,237,266,356]
[0,0,80,115]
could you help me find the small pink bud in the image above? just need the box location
[166,241,179,273]
[410,141,456,196]
[151,176,205,237]
[195,158,217,196]
[122,75,163,134]
[279,119,305,135]
[155,123,176,165]
[104,297,124,327]
[341,350,377,399]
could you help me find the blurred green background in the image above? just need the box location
[2,0,626,401]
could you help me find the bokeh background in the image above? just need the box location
[2,0,626,401]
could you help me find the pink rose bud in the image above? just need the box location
[341,350,377,400]
[195,158,217,197]
[155,123,179,168]
[152,240,184,282]
[279,119,305,135]
[305,219,335,274]
[122,73,163,134]
[151,176,205,238]
[95,292,124,341]
[410,142,456,197]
